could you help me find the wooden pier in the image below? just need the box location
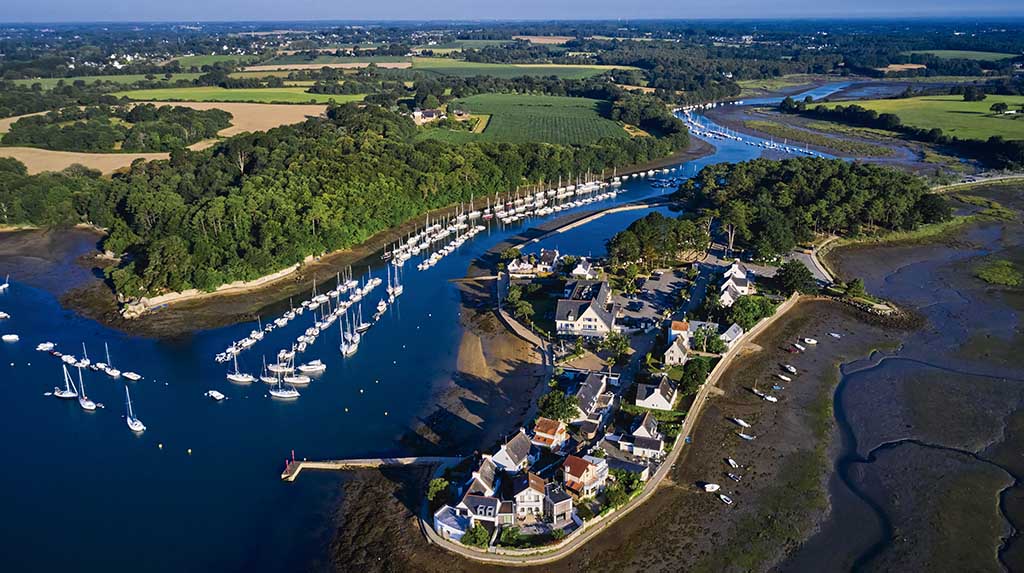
[281,456,462,482]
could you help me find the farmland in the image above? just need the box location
[11,73,203,89]
[821,94,1024,140]
[171,54,262,68]
[901,50,1019,61]
[261,54,409,65]
[409,57,633,79]
[113,87,365,104]
[420,93,628,145]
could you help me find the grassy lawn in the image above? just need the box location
[410,57,634,79]
[901,50,1018,61]
[820,94,1024,141]
[419,93,628,145]
[172,54,261,68]
[743,119,894,156]
[113,87,364,104]
[12,73,203,89]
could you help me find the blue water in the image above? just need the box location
[0,87,823,571]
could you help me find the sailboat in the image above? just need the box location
[0,274,9,292]
[76,342,91,369]
[77,368,96,411]
[260,356,279,384]
[339,313,359,357]
[125,387,146,432]
[226,354,255,384]
[103,342,121,378]
[355,305,371,333]
[53,364,79,399]
[269,378,300,400]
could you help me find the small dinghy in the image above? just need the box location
[777,374,792,382]
[727,473,742,483]
[703,483,720,492]
[829,332,842,339]
[803,337,818,345]
[783,364,797,374]
[718,494,733,505]
[1,334,19,343]
[793,342,806,352]
[205,390,226,402]
[727,458,739,469]
[737,432,756,441]
[269,379,300,400]
[731,418,751,428]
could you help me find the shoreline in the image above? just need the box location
[34,137,715,338]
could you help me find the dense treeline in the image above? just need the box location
[780,97,1024,169]
[607,212,710,267]
[0,102,688,298]
[678,157,950,258]
[2,104,232,152]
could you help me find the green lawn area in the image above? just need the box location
[419,93,628,145]
[901,50,1019,61]
[172,54,261,68]
[12,73,204,89]
[410,57,633,79]
[113,86,364,104]
[821,95,1024,141]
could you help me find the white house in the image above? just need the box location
[618,434,664,459]
[536,249,560,273]
[503,472,546,518]
[635,375,678,411]
[491,429,535,473]
[571,257,600,279]
[719,261,755,308]
[433,505,470,541]
[556,280,616,338]
[574,372,609,421]
[720,323,744,349]
[507,257,537,277]
[663,336,689,366]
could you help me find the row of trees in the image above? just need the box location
[678,157,950,259]
[2,103,232,152]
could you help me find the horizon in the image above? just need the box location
[4,0,1024,25]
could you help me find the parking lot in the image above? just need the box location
[613,268,690,325]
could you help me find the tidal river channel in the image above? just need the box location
[2,82,946,573]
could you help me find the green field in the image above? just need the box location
[12,73,204,89]
[822,95,1024,140]
[172,54,261,68]
[262,54,409,65]
[410,57,632,79]
[113,87,365,104]
[902,50,1019,61]
[420,93,627,145]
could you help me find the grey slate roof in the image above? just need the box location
[545,483,572,504]
[460,494,499,518]
[634,411,658,437]
[503,430,533,467]
[466,457,498,495]
[576,372,606,416]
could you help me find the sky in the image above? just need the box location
[3,0,1023,23]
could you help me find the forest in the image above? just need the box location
[606,212,710,267]
[676,157,950,258]
[0,101,688,298]
[2,104,232,152]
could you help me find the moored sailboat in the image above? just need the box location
[125,387,146,432]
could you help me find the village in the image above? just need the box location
[430,241,786,550]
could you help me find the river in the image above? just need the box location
[0,86,824,573]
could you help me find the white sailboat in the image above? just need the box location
[76,342,91,369]
[0,274,9,292]
[226,354,255,384]
[125,387,146,432]
[355,305,371,333]
[260,356,279,384]
[103,342,121,378]
[340,313,359,357]
[53,364,79,399]
[269,378,300,399]
[77,368,96,411]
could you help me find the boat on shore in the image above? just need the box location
[737,432,756,441]
[703,483,720,492]
[718,494,733,505]
[731,418,751,428]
